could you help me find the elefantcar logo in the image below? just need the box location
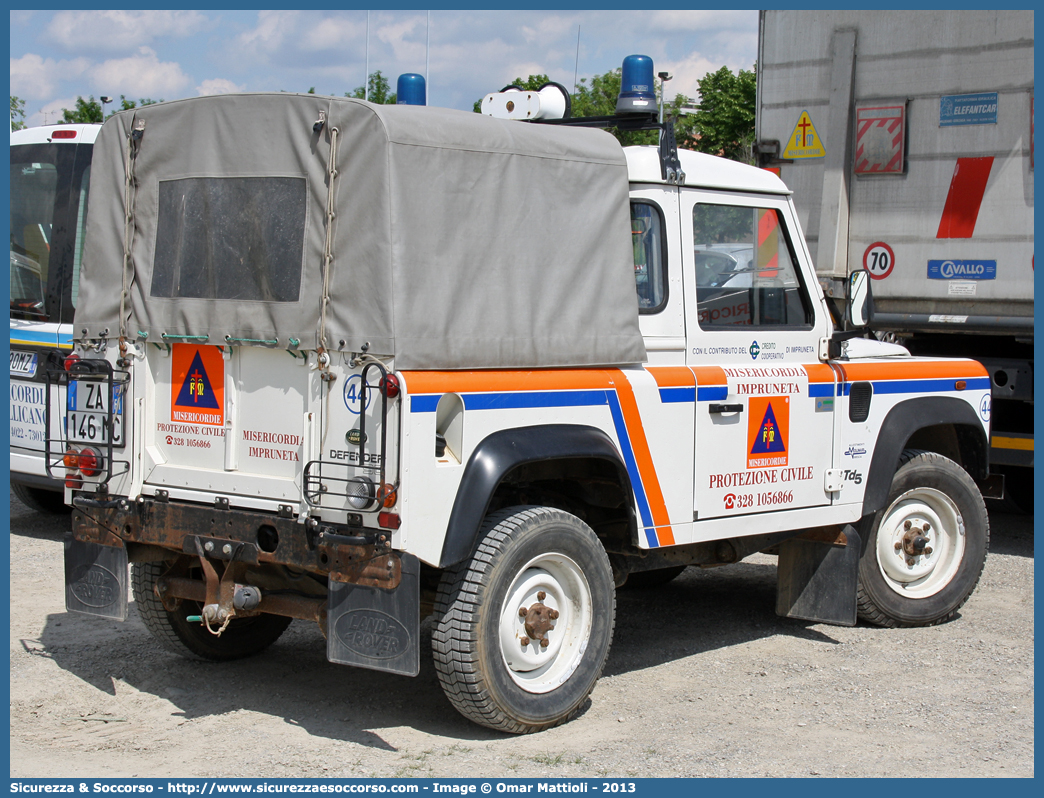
[749,340,760,360]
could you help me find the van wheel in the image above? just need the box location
[131,562,292,661]
[857,450,989,627]
[11,483,71,515]
[432,506,616,733]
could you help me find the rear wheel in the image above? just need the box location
[131,562,292,661]
[432,506,616,733]
[11,482,71,515]
[857,450,989,627]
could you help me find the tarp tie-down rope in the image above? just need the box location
[318,126,340,353]
[118,118,145,347]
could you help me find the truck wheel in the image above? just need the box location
[131,562,292,661]
[432,506,616,733]
[621,565,686,589]
[857,450,989,627]
[11,483,71,515]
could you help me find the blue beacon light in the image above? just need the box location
[616,55,657,114]
[396,73,426,106]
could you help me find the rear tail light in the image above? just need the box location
[63,353,81,371]
[379,373,400,398]
[51,129,77,139]
[63,448,80,469]
[379,483,397,508]
[378,512,401,530]
[77,447,103,477]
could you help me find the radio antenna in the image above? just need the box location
[572,24,581,94]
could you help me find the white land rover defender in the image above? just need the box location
[54,81,992,733]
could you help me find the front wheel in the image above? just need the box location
[432,506,616,733]
[857,450,989,627]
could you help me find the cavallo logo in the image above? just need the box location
[927,259,997,280]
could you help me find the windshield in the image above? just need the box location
[9,142,93,323]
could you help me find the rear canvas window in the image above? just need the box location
[150,176,306,302]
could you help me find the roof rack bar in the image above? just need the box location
[531,112,684,184]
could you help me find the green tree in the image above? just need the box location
[107,95,162,119]
[470,64,755,163]
[688,65,756,163]
[348,70,396,104]
[60,96,103,123]
[10,95,26,130]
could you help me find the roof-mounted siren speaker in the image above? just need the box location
[481,81,572,120]
[396,73,426,106]
[616,54,657,115]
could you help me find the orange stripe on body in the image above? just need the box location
[611,370,675,545]
[691,365,728,387]
[837,359,987,383]
[804,363,836,383]
[400,369,616,395]
[647,366,696,388]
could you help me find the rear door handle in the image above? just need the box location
[708,403,743,414]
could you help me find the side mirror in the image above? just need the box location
[848,269,874,328]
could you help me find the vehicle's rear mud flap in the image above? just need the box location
[775,526,860,626]
[64,535,129,621]
[327,553,420,676]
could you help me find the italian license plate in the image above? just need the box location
[67,380,124,445]
[10,350,38,377]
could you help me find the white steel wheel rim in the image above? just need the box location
[875,486,966,599]
[498,552,593,694]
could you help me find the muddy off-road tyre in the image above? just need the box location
[432,506,616,734]
[857,450,989,628]
[131,562,292,661]
[11,482,71,515]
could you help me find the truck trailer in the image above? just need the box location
[756,9,1034,508]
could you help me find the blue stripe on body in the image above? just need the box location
[658,386,695,403]
[605,392,658,547]
[842,377,991,396]
[808,383,834,398]
[463,390,607,411]
[696,385,728,402]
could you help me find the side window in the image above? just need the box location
[692,203,812,329]
[631,201,667,314]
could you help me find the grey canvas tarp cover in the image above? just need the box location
[77,92,647,369]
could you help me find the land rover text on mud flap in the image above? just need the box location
[56,78,991,734]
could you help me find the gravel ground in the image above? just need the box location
[8,488,1034,778]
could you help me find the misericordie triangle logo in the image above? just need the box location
[171,344,224,425]
[747,396,788,468]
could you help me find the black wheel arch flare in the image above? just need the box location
[438,424,634,568]
[862,396,989,517]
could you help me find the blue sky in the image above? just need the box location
[10,9,759,126]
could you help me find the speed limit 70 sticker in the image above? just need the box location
[864,241,895,280]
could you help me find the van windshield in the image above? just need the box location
[9,142,92,323]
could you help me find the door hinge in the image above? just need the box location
[824,469,845,493]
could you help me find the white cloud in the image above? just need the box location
[46,10,209,54]
[88,47,192,100]
[197,78,245,97]
[647,10,757,33]
[305,16,363,51]
[236,11,301,57]
[28,96,80,127]
[658,54,727,102]
[10,53,90,98]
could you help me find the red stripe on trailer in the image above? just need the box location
[936,157,994,238]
